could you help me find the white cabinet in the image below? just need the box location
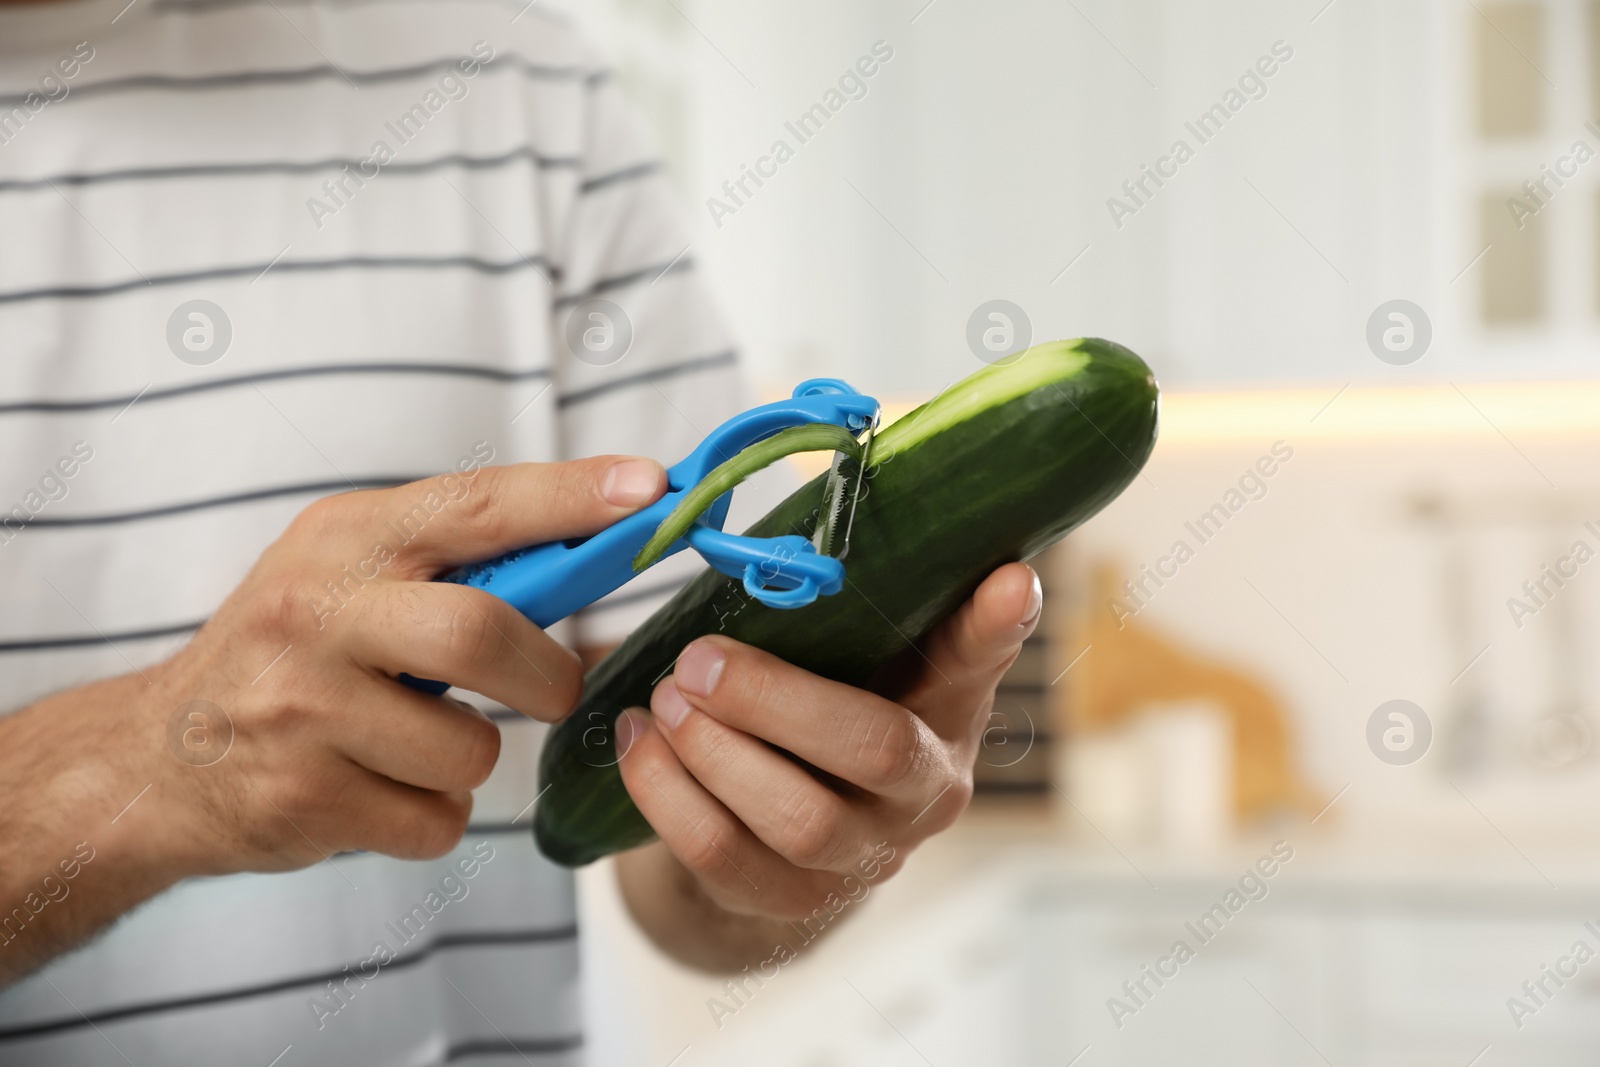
[688,860,1600,1067]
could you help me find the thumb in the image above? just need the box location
[899,563,1042,741]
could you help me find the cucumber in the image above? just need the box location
[534,338,1159,866]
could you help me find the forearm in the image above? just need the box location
[0,674,193,986]
[614,841,850,973]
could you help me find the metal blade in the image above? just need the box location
[810,416,875,561]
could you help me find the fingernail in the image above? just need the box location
[615,708,647,757]
[652,681,692,731]
[601,459,664,508]
[675,640,725,699]
[1019,571,1043,628]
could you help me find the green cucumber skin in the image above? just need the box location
[534,338,1159,866]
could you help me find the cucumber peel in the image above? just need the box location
[632,422,864,572]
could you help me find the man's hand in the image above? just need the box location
[613,562,1041,970]
[0,455,666,983]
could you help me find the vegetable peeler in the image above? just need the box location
[403,378,878,695]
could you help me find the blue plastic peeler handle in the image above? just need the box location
[402,378,878,695]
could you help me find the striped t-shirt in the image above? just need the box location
[0,1,742,1063]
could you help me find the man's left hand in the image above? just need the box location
[615,562,1041,934]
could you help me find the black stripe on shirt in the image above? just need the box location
[578,161,660,194]
[0,145,584,195]
[443,1035,585,1063]
[0,252,557,306]
[0,361,552,417]
[551,256,693,310]
[0,925,579,1043]
[6,476,419,530]
[149,0,573,28]
[0,245,698,309]
[555,349,737,408]
[0,619,205,653]
[0,56,601,110]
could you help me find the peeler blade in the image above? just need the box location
[810,415,876,562]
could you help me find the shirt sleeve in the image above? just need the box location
[548,68,761,647]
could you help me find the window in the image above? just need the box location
[1483,188,1546,321]
[1475,3,1550,325]
[1477,3,1545,138]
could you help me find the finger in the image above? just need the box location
[347,582,583,722]
[664,636,946,801]
[898,563,1041,740]
[380,456,668,574]
[650,679,875,873]
[615,710,837,920]
[333,773,474,861]
[330,682,502,793]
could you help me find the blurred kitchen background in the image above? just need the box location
[554,0,1600,1064]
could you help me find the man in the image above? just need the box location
[0,1,1041,1063]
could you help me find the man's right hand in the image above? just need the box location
[0,454,666,982]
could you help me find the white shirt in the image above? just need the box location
[0,1,742,1062]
